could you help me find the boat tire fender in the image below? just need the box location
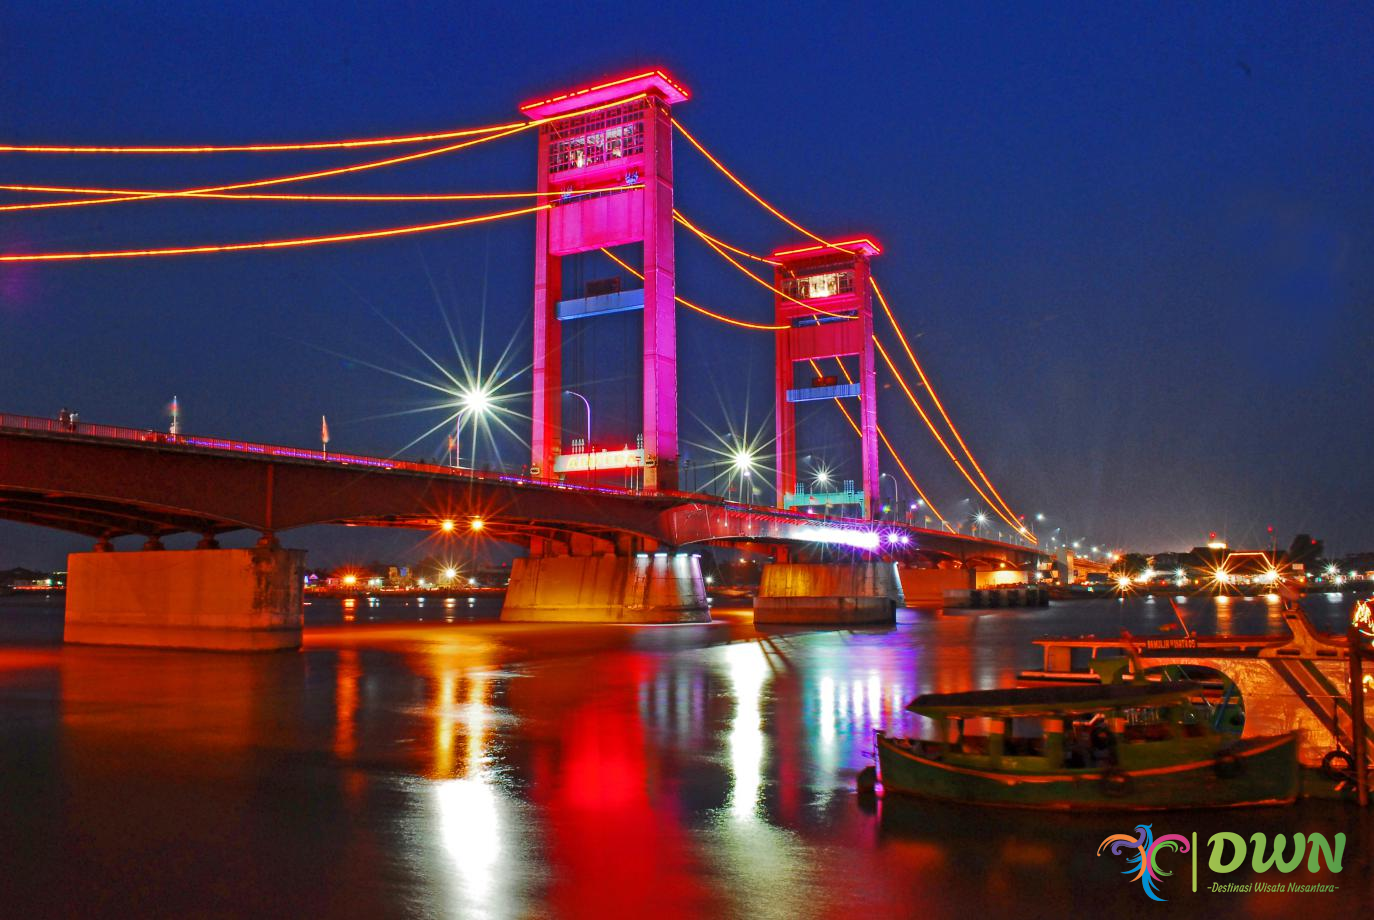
[1099,769,1132,797]
[1321,749,1354,780]
[1213,750,1245,780]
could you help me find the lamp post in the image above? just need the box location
[563,390,592,445]
[453,385,493,469]
[879,472,899,521]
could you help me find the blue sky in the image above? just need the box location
[1,1,1371,566]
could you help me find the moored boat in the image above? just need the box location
[877,682,1299,810]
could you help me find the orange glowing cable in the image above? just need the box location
[0,204,547,262]
[672,119,831,249]
[671,211,779,266]
[0,183,638,203]
[0,120,526,154]
[806,356,942,520]
[871,277,1028,532]
[873,336,1033,541]
[0,94,645,214]
[675,211,853,320]
[599,248,788,331]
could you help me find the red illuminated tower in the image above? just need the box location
[522,71,688,491]
[772,239,881,518]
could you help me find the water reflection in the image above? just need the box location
[0,594,1367,917]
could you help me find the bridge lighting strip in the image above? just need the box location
[0,204,548,262]
[0,94,647,214]
[673,118,1033,542]
[0,120,527,155]
[0,184,640,204]
[871,277,1028,535]
[671,211,780,266]
[673,209,853,319]
[872,337,1033,541]
[598,248,788,331]
[802,354,942,521]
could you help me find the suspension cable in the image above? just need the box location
[674,209,852,318]
[0,120,526,155]
[598,249,787,331]
[673,120,1031,540]
[0,183,638,203]
[805,356,942,520]
[0,94,645,214]
[672,119,831,249]
[0,204,547,262]
[871,277,1028,532]
[874,336,1032,540]
[671,211,779,266]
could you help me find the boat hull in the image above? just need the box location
[877,732,1299,811]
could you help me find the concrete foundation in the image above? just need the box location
[754,562,903,625]
[500,553,710,623]
[65,547,305,651]
[897,567,971,607]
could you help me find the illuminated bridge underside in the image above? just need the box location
[0,427,1044,567]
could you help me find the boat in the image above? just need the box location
[876,681,1299,810]
[1014,600,1374,797]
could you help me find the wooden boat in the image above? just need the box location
[877,682,1299,810]
[1013,601,1374,798]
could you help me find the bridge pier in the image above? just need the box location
[64,545,305,651]
[896,566,972,607]
[753,561,903,625]
[500,551,710,624]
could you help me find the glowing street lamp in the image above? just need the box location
[439,519,456,533]
[452,383,494,469]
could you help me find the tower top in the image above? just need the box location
[520,70,689,120]
[772,238,882,262]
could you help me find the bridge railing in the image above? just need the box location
[0,413,1039,550]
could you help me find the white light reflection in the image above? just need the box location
[724,641,770,820]
[429,669,514,920]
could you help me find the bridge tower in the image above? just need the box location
[771,238,881,519]
[522,71,688,491]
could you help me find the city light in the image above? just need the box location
[443,567,458,581]
[440,519,456,533]
[342,574,358,586]
[470,517,485,532]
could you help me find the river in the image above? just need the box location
[0,591,1367,918]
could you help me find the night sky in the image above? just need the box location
[2,2,1371,568]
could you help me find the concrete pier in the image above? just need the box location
[500,553,710,623]
[754,561,903,625]
[897,567,972,607]
[65,546,305,651]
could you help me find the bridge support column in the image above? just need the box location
[896,566,970,608]
[501,552,709,624]
[754,561,902,625]
[64,546,304,651]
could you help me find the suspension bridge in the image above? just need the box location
[0,69,1065,649]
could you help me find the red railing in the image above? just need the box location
[0,412,1037,550]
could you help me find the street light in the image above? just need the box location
[453,383,493,469]
[563,390,592,444]
[880,472,899,521]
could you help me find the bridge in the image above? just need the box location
[1,68,1059,649]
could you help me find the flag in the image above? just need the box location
[321,415,330,446]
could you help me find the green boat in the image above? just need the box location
[877,681,1299,811]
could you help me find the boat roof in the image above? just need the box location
[907,681,1204,718]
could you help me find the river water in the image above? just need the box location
[0,592,1368,918]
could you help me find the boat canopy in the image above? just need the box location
[907,681,1204,718]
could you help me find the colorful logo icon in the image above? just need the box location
[1098,824,1192,901]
